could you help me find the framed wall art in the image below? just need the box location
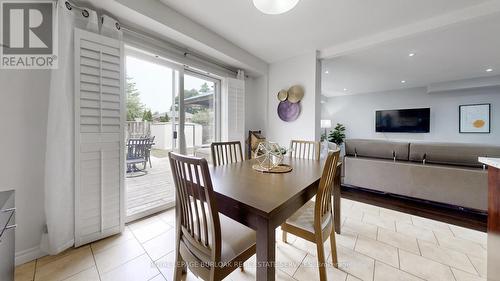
[459,103,491,133]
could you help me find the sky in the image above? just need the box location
[126,55,212,113]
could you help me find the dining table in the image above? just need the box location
[209,157,342,281]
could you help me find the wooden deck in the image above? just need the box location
[125,148,212,219]
[125,155,175,218]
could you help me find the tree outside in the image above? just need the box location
[199,82,210,93]
[126,77,144,121]
[159,112,170,122]
[142,109,153,121]
[192,109,214,144]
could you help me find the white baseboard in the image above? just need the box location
[15,246,45,266]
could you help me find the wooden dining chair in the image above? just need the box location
[289,140,321,160]
[281,150,341,281]
[210,141,244,166]
[168,152,256,281]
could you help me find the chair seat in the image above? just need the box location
[126,157,146,164]
[187,208,255,264]
[219,214,256,263]
[285,200,331,233]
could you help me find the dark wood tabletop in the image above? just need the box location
[209,157,328,281]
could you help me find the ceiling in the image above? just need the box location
[321,13,500,97]
[159,0,491,63]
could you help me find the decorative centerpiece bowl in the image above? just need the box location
[253,141,292,173]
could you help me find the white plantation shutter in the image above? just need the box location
[222,78,245,147]
[74,28,124,246]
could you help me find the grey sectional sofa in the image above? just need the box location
[343,139,500,212]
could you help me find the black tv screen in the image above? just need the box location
[376,108,430,133]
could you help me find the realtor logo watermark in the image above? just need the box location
[0,1,58,69]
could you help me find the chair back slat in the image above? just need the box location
[169,152,221,263]
[315,150,341,229]
[289,140,320,160]
[211,141,244,166]
[127,138,149,160]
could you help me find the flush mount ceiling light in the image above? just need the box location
[253,0,300,15]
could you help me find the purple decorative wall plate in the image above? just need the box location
[278,101,300,122]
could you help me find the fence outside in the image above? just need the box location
[126,121,151,139]
[126,121,203,151]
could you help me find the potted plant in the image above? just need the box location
[328,123,346,155]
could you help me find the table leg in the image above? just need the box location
[334,164,342,234]
[256,217,276,281]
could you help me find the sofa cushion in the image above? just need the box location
[343,157,488,211]
[345,139,410,161]
[409,142,500,168]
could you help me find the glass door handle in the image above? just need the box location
[173,131,178,139]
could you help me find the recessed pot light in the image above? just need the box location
[343,88,347,91]
[486,68,493,72]
[401,80,406,84]
[325,70,329,74]
[408,53,416,57]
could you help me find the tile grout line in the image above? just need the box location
[89,244,103,281]
[380,252,428,281]
[432,230,441,247]
[290,252,311,279]
[39,246,97,281]
[399,247,479,280]
[32,259,38,281]
[449,265,458,281]
[464,253,482,277]
[353,225,483,279]
[371,256,376,281]
[415,239,422,256]
[95,226,157,277]
[129,223,165,278]
[397,248,401,270]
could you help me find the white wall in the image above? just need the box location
[245,75,268,135]
[267,51,321,147]
[322,87,500,144]
[0,70,50,262]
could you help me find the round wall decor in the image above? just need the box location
[277,89,288,101]
[287,85,304,103]
[278,100,300,122]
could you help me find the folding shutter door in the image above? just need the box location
[223,78,245,146]
[74,28,124,247]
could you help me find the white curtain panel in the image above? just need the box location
[41,1,99,255]
[101,14,123,39]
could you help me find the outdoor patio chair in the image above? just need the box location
[126,138,149,173]
[145,136,155,168]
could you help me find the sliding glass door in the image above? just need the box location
[124,47,181,221]
[124,46,220,221]
[173,70,220,156]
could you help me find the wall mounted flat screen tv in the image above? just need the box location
[376,108,430,133]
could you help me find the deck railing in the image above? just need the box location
[126,121,151,139]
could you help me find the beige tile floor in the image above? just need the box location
[15,198,488,281]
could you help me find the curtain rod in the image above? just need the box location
[64,1,90,18]
[120,25,238,76]
[65,1,239,76]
